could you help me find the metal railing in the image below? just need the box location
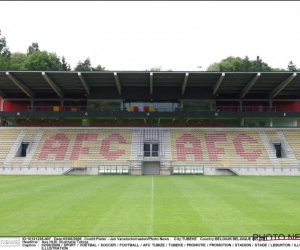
[216,106,275,112]
[24,105,285,113]
[143,151,159,157]
[98,166,129,175]
[28,106,87,112]
[172,166,204,175]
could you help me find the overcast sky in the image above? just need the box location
[1,1,299,71]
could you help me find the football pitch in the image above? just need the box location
[1,175,300,236]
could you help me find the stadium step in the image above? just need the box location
[3,130,27,166]
[130,128,172,159]
[22,130,44,167]
[277,131,299,166]
[229,168,240,176]
[130,129,143,161]
[259,131,281,167]
[162,129,172,161]
[62,167,73,175]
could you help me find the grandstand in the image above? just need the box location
[0,70,300,176]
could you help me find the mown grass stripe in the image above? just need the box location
[1,176,300,236]
[149,176,154,236]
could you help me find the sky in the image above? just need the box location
[1,1,300,71]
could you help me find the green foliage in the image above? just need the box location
[0,30,6,53]
[145,66,172,71]
[27,42,39,56]
[74,57,92,71]
[23,50,63,71]
[0,28,107,71]
[287,60,297,71]
[74,57,105,71]
[8,52,27,70]
[146,66,163,71]
[61,56,71,71]
[206,62,220,71]
[0,55,9,70]
[92,64,106,71]
[207,55,274,72]
[151,66,162,71]
[0,29,11,61]
[243,56,251,71]
[272,68,286,72]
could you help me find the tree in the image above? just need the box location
[251,56,272,72]
[206,62,220,71]
[209,56,247,71]
[74,57,92,71]
[0,29,11,61]
[8,52,27,70]
[92,64,105,71]
[74,57,105,71]
[0,55,9,70]
[61,56,71,71]
[207,56,244,72]
[146,66,162,71]
[220,57,244,71]
[272,68,286,72]
[243,56,251,72]
[23,50,63,70]
[252,56,263,71]
[27,42,39,56]
[287,61,297,71]
[207,56,273,72]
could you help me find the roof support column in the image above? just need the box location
[239,100,243,112]
[269,100,273,111]
[239,73,261,98]
[42,72,65,98]
[240,118,244,127]
[114,72,122,94]
[150,72,153,95]
[267,73,297,99]
[78,72,90,94]
[181,73,189,95]
[213,73,225,95]
[6,72,35,99]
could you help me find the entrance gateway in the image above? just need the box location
[142,161,160,175]
[142,141,160,175]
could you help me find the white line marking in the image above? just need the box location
[150,176,154,235]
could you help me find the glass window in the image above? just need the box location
[144,144,150,157]
[144,143,159,157]
[152,144,159,151]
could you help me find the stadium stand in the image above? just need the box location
[1,71,300,176]
[29,129,132,167]
[17,121,82,127]
[281,130,300,164]
[170,129,272,167]
[0,129,21,165]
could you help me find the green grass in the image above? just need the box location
[1,175,300,236]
